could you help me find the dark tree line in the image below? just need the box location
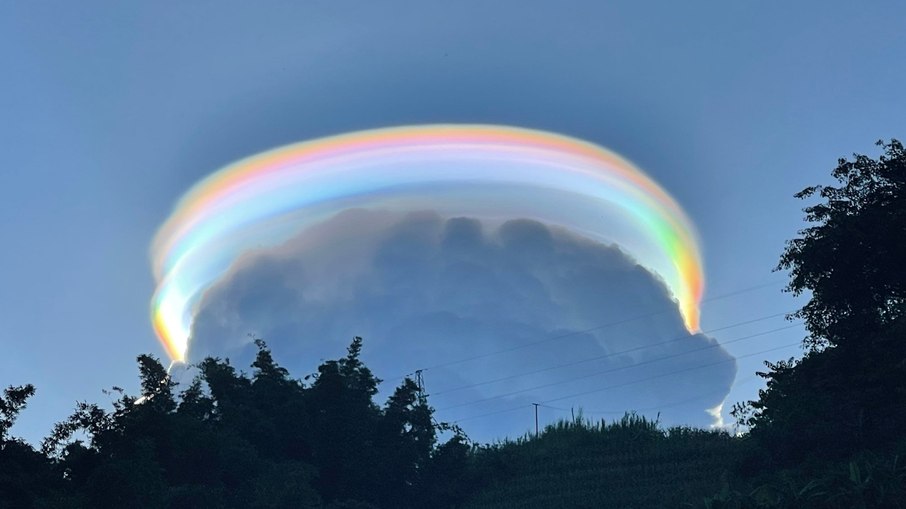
[1,338,472,508]
[733,140,906,468]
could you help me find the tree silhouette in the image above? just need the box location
[736,139,906,465]
[1,384,67,508]
[13,337,483,508]
[0,385,35,444]
[778,139,905,351]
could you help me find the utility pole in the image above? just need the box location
[414,369,426,404]
[532,403,540,437]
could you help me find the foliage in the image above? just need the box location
[2,324,904,508]
[4,338,458,508]
[778,139,905,350]
[464,414,737,509]
[0,385,35,443]
[696,447,906,509]
[733,139,906,466]
[0,384,68,508]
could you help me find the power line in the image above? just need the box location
[543,343,796,406]
[386,278,787,382]
[538,375,762,416]
[435,322,801,412]
[449,341,800,424]
[429,309,795,397]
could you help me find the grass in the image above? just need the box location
[464,413,737,509]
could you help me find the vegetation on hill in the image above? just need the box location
[464,416,737,509]
[724,139,906,507]
[1,140,903,508]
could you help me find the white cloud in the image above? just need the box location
[706,401,726,429]
[190,210,736,440]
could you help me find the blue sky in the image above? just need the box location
[1,1,904,444]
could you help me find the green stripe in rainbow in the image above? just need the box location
[150,125,704,362]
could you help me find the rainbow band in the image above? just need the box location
[151,125,704,362]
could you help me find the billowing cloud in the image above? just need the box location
[190,210,735,441]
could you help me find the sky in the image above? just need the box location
[2,1,904,445]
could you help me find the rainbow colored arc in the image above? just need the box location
[151,125,704,362]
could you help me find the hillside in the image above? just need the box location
[465,416,735,509]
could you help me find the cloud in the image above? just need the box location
[190,210,735,441]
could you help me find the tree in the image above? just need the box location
[735,139,906,463]
[8,337,481,507]
[377,378,436,507]
[777,139,905,350]
[0,384,35,443]
[306,338,383,504]
[0,384,67,508]
[136,354,176,413]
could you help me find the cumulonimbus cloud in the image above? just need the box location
[189,210,735,440]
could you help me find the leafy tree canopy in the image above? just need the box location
[736,139,906,465]
[778,139,905,350]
